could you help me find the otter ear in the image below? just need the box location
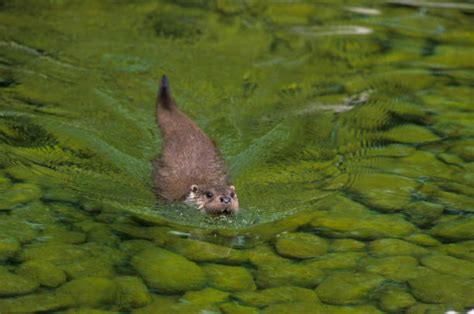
[190,185,198,193]
[230,185,235,191]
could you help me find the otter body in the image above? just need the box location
[153,76,239,214]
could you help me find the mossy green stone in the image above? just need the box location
[324,304,384,314]
[0,236,20,260]
[379,288,416,313]
[310,196,417,239]
[436,240,474,262]
[406,303,457,314]
[330,239,365,252]
[19,243,89,262]
[404,233,441,247]
[0,217,38,243]
[274,232,328,259]
[405,201,444,226]
[202,263,256,292]
[384,124,439,143]
[61,257,115,279]
[114,276,152,309]
[262,302,324,314]
[0,183,42,210]
[308,252,365,271]
[16,260,66,287]
[234,286,319,308]
[361,256,434,282]
[408,274,474,306]
[431,217,474,240]
[132,295,179,314]
[420,254,474,278]
[220,302,259,314]
[132,247,207,293]
[448,139,474,161]
[40,227,86,244]
[0,267,39,296]
[0,292,74,313]
[349,173,416,211]
[120,239,155,256]
[181,288,230,305]
[368,238,430,257]
[57,277,118,306]
[165,238,246,263]
[255,261,325,289]
[315,272,385,305]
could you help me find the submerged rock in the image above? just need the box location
[234,286,319,308]
[0,236,21,261]
[0,267,39,296]
[0,183,42,211]
[308,252,365,271]
[408,274,474,306]
[310,196,417,239]
[132,247,207,293]
[420,254,474,278]
[114,276,152,310]
[431,217,474,240]
[181,287,230,304]
[361,255,434,282]
[0,292,74,313]
[315,272,385,305]
[202,263,256,292]
[220,302,259,314]
[368,238,430,257]
[16,260,66,288]
[274,232,328,259]
[405,201,444,226]
[262,302,324,314]
[254,261,324,289]
[165,238,246,263]
[56,277,118,306]
[379,287,416,313]
[384,124,439,144]
[330,239,365,252]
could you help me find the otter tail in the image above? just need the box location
[157,75,174,110]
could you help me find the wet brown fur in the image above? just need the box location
[152,76,238,214]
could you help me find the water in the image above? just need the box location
[0,0,473,312]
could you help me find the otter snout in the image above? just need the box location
[221,196,232,204]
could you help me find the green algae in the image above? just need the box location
[274,232,328,259]
[202,263,256,292]
[234,286,319,308]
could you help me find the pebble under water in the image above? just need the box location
[0,1,474,313]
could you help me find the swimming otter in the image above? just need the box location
[152,76,239,214]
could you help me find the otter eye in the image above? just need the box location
[206,192,213,198]
[230,192,235,198]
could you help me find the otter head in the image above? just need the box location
[186,184,239,214]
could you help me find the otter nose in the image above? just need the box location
[220,196,231,204]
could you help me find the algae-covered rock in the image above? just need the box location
[308,252,365,271]
[448,138,474,161]
[16,260,66,287]
[361,255,434,282]
[19,243,89,262]
[61,256,115,279]
[408,274,474,306]
[120,239,155,256]
[368,238,430,257]
[234,286,319,308]
[0,292,74,313]
[348,173,416,211]
[262,302,324,314]
[0,236,20,261]
[315,272,385,305]
[114,276,152,309]
[436,240,474,262]
[406,303,456,314]
[57,277,118,306]
[384,124,439,144]
[274,232,328,259]
[379,288,416,313]
[324,304,383,314]
[39,227,86,244]
[220,302,259,314]
[310,195,417,239]
[0,216,39,243]
[420,254,474,278]
[0,267,39,296]
[132,247,207,293]
[431,217,474,240]
[330,239,365,252]
[202,263,256,292]
[404,233,441,247]
[165,238,246,263]
[0,183,42,210]
[254,261,324,288]
[405,201,444,226]
[132,294,219,314]
[181,287,230,304]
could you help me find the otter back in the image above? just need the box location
[152,76,230,201]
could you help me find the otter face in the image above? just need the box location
[185,184,239,214]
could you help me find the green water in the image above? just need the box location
[1,0,474,312]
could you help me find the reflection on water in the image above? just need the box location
[1,0,474,313]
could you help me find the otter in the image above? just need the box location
[152,76,239,214]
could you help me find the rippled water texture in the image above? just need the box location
[1,0,474,313]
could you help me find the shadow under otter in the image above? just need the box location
[152,76,239,214]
